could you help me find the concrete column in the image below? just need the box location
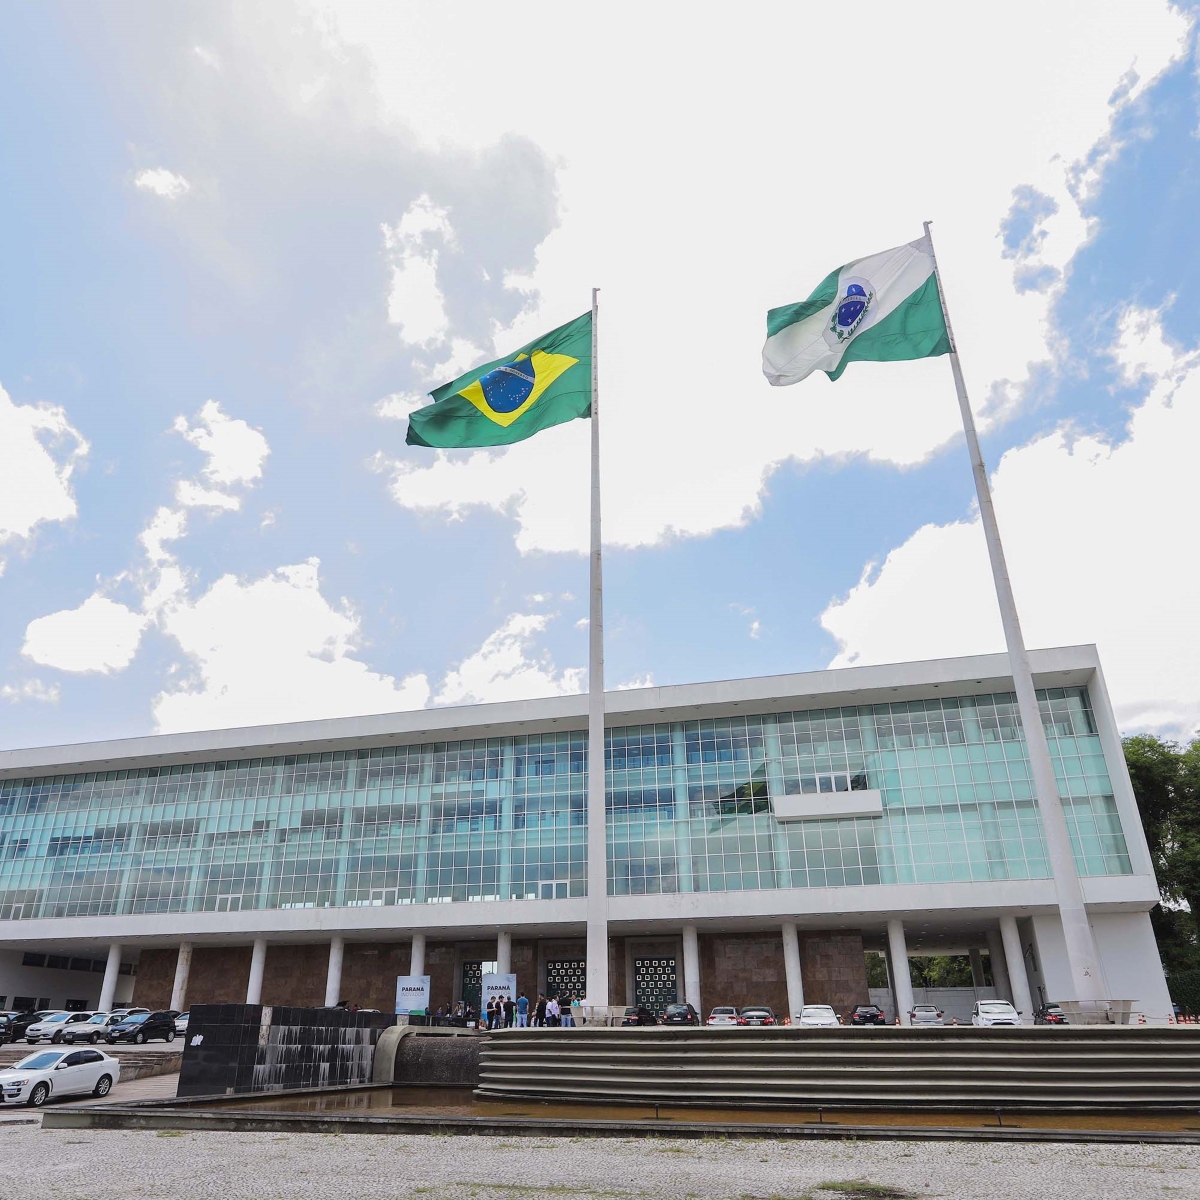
[999,915,1034,1018]
[169,941,193,1012]
[681,924,701,1013]
[410,932,426,977]
[98,942,122,1012]
[324,937,345,1007]
[246,938,267,1004]
[969,948,986,989]
[497,930,512,976]
[986,926,1013,1002]
[886,919,914,1026]
[781,921,804,1021]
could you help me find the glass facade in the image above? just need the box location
[0,687,1131,921]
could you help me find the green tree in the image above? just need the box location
[1123,734,1200,977]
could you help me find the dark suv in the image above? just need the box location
[848,1004,888,1026]
[620,1006,659,1026]
[738,1006,778,1027]
[661,1003,700,1026]
[106,1010,179,1044]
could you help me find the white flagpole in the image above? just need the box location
[584,286,610,1013]
[924,221,1104,1007]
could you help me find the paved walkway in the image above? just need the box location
[6,1123,1200,1199]
[0,1071,179,1125]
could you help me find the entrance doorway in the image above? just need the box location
[546,959,585,1003]
[634,957,678,1016]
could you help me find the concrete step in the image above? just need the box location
[476,1027,1200,1111]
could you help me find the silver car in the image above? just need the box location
[705,1006,740,1027]
[909,1004,944,1026]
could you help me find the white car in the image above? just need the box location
[174,1012,190,1034]
[909,1004,944,1026]
[705,1006,741,1026]
[972,1000,1023,1027]
[798,1004,840,1027]
[0,1047,121,1107]
[24,1012,99,1044]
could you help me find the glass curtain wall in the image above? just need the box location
[0,687,1131,920]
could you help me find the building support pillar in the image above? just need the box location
[246,938,267,1005]
[781,921,804,1021]
[999,915,1034,1018]
[324,937,345,1007]
[497,930,512,976]
[169,941,193,1012]
[681,924,701,1014]
[98,942,122,1012]
[986,926,1013,1003]
[968,947,986,990]
[410,932,426,977]
[886,919,914,1026]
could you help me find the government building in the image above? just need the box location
[0,645,1173,1024]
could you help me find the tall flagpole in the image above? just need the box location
[924,221,1103,1006]
[585,286,610,1012]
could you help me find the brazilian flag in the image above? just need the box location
[406,312,592,448]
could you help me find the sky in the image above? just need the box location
[1,1,1198,750]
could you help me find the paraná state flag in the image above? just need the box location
[762,235,950,386]
[406,312,591,448]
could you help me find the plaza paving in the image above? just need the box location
[7,1122,1200,1199]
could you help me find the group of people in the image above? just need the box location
[485,992,576,1029]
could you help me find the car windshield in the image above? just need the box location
[914,1006,938,1012]
[856,1006,880,1013]
[711,1008,737,1015]
[803,1006,834,1014]
[665,1005,688,1012]
[122,1013,150,1024]
[14,1051,66,1070]
[980,1002,1015,1011]
[85,1015,108,1024]
[42,1012,72,1023]
[741,1009,771,1016]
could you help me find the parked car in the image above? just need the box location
[909,1004,944,1026]
[1034,1003,1069,1025]
[106,1010,179,1044]
[107,1008,150,1022]
[62,1013,138,1044]
[798,1004,840,1027]
[174,1012,190,1034]
[848,1004,888,1026]
[620,1006,659,1027]
[0,1013,18,1044]
[738,1006,778,1027]
[972,1000,1022,1027]
[25,1011,98,1044]
[705,1006,741,1027]
[8,1011,55,1041]
[0,1047,121,1107]
[661,1003,700,1027]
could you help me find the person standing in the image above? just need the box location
[485,996,496,1030]
[516,991,530,1028]
[534,993,547,1028]
[546,996,560,1027]
[561,996,575,1028]
[503,995,515,1029]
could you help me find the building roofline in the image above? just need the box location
[0,644,1101,781]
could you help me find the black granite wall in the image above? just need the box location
[177,1004,394,1097]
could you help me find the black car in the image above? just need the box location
[8,1010,55,1040]
[848,1004,888,1026]
[738,1006,778,1027]
[0,1013,16,1044]
[106,1010,179,1044]
[1034,1003,1069,1025]
[620,1006,659,1026]
[661,1003,700,1026]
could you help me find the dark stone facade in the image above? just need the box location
[136,930,871,1016]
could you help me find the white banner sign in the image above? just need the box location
[395,974,431,1015]
[482,973,517,1005]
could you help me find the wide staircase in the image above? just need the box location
[477,1026,1200,1111]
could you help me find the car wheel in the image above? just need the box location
[166,1030,175,1042]
[26,1038,37,1044]
[27,1082,49,1108]
[51,1032,63,1044]
[134,1032,145,1044]
[92,1074,112,1098]
[90,1032,101,1044]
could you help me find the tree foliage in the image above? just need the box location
[1123,734,1200,985]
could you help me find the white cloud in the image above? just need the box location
[383,195,456,346]
[375,392,426,421]
[435,613,584,707]
[174,481,241,510]
[153,559,430,733]
[133,167,192,200]
[22,596,148,674]
[0,679,61,705]
[173,400,269,491]
[347,2,1188,553]
[615,674,654,691]
[0,384,88,544]
[821,309,1200,738]
[193,45,221,70]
